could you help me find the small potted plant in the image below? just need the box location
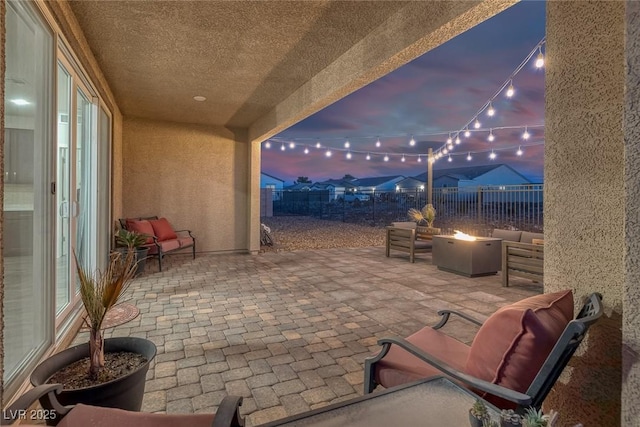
[31,251,156,425]
[115,228,150,276]
[408,203,441,235]
[500,409,522,427]
[521,407,559,427]
[469,399,490,427]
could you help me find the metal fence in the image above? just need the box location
[266,184,543,236]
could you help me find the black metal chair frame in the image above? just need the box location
[119,216,196,271]
[363,293,603,412]
[2,384,244,427]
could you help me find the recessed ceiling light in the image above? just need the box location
[11,99,30,106]
[193,96,206,102]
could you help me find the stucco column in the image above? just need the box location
[248,139,262,254]
[0,0,6,404]
[545,2,625,425]
[623,1,640,424]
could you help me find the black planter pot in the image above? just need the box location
[31,337,157,425]
[114,247,149,276]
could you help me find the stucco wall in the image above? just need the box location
[623,1,640,424]
[122,117,249,253]
[545,2,625,425]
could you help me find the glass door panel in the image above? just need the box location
[56,64,71,313]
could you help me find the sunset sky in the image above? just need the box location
[261,1,546,185]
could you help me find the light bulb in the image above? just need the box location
[376,138,381,148]
[409,136,416,146]
[265,141,271,149]
[417,156,422,163]
[304,147,309,154]
[522,127,531,140]
[464,128,471,138]
[344,140,350,148]
[384,154,389,162]
[447,142,454,150]
[446,134,452,145]
[455,136,461,145]
[448,155,452,163]
[487,102,495,117]
[289,142,295,149]
[281,144,286,151]
[466,152,472,161]
[506,82,515,98]
[489,150,496,160]
[443,148,448,155]
[488,130,495,142]
[325,150,332,157]
[535,49,544,68]
[346,151,352,159]
[474,119,481,129]
[366,153,371,160]
[517,146,523,156]
[401,155,406,162]
[316,141,321,149]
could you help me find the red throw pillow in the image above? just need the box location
[149,218,177,241]
[465,290,574,408]
[125,219,154,244]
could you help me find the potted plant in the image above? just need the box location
[469,399,490,427]
[115,228,150,276]
[408,203,441,236]
[30,250,156,425]
[500,409,522,427]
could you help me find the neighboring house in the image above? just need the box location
[311,179,357,200]
[351,175,405,193]
[395,177,425,192]
[260,172,285,200]
[414,164,531,189]
[284,182,314,191]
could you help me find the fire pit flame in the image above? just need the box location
[453,230,477,241]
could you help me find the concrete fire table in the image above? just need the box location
[432,235,502,277]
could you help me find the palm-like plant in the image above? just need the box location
[76,250,137,379]
[408,203,436,227]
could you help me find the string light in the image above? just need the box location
[409,135,416,146]
[487,129,495,142]
[366,153,371,160]
[517,146,523,156]
[487,102,495,117]
[417,155,422,163]
[506,81,515,97]
[346,151,352,159]
[455,135,461,145]
[522,126,531,140]
[304,147,309,154]
[376,138,381,148]
[265,141,271,149]
[325,149,332,157]
[289,142,295,149]
[464,128,471,138]
[443,148,448,155]
[316,141,321,149]
[401,154,406,162]
[281,144,286,151]
[447,140,454,150]
[344,140,350,148]
[489,150,497,160]
[446,133,452,145]
[474,119,481,129]
[535,47,544,68]
[383,154,389,162]
[448,155,452,162]
[466,152,472,161]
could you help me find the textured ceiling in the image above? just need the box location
[68,1,409,129]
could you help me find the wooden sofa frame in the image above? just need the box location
[363,293,603,413]
[385,227,431,263]
[119,216,196,272]
[502,240,544,287]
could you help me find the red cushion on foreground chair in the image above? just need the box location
[125,219,155,244]
[58,404,214,427]
[465,290,573,407]
[149,217,178,241]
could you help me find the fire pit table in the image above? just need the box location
[432,234,502,277]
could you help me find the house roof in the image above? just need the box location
[352,175,405,187]
[414,164,529,182]
[284,183,313,190]
[316,179,357,189]
[261,172,284,183]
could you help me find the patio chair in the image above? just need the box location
[363,291,603,412]
[2,384,244,427]
[385,222,439,262]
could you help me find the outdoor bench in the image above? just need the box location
[119,216,195,271]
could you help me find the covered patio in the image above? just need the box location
[80,248,540,426]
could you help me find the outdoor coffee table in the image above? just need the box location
[255,377,500,426]
[432,235,502,277]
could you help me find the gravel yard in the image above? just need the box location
[261,216,386,251]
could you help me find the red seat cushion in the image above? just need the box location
[125,219,155,244]
[375,326,470,389]
[178,236,194,247]
[149,218,178,241]
[58,403,214,427]
[146,239,181,255]
[465,290,573,408]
